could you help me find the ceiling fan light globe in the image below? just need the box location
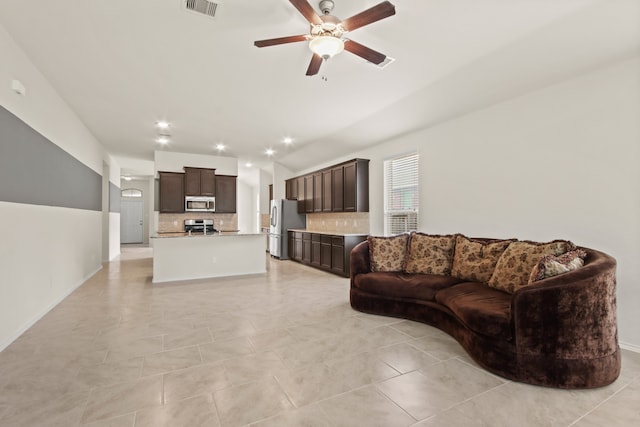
[309,36,344,59]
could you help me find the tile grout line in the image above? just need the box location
[566,380,632,426]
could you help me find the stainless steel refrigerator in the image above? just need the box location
[269,199,306,259]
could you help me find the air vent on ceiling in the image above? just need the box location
[183,0,219,19]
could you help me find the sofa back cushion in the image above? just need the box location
[488,240,576,293]
[451,235,516,283]
[368,234,409,272]
[404,232,457,275]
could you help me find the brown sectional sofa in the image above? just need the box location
[349,237,621,389]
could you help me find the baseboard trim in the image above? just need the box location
[620,341,640,353]
[0,265,103,352]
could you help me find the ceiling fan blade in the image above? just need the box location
[290,0,323,25]
[254,35,308,48]
[343,39,386,64]
[340,1,396,32]
[306,54,323,76]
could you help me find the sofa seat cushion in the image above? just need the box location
[353,272,464,302]
[436,282,513,340]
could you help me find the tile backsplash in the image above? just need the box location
[158,213,238,232]
[305,212,369,235]
[260,214,270,228]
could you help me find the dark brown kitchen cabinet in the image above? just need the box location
[285,179,297,200]
[294,232,303,260]
[302,233,312,263]
[288,159,368,214]
[343,159,369,212]
[331,237,345,274]
[288,232,295,259]
[311,234,321,266]
[159,172,185,213]
[332,166,344,211]
[288,232,367,277]
[304,175,314,213]
[313,173,322,213]
[320,235,332,269]
[322,169,332,212]
[184,167,215,196]
[215,175,237,213]
[296,177,305,212]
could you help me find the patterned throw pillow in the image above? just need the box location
[451,235,516,283]
[488,240,576,294]
[528,249,587,284]
[368,234,409,272]
[404,232,456,275]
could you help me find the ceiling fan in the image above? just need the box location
[254,0,396,76]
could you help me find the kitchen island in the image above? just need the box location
[151,232,267,283]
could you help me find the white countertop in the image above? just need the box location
[152,231,265,239]
[287,229,368,237]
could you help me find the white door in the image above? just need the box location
[121,199,144,244]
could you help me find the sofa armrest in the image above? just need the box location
[350,240,371,284]
[512,248,618,359]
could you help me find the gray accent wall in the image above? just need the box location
[0,105,102,211]
[109,182,120,213]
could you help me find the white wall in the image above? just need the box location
[237,179,257,233]
[308,58,640,349]
[0,23,111,349]
[258,168,273,214]
[108,155,120,260]
[271,162,293,201]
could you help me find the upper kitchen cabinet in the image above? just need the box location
[159,172,185,213]
[286,159,369,214]
[285,178,297,201]
[313,172,322,213]
[331,165,344,212]
[184,167,215,196]
[342,159,369,212]
[322,169,332,212]
[215,175,237,213]
[304,175,314,213]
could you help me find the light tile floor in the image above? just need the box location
[1,247,639,426]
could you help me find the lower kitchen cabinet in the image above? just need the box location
[287,231,367,277]
[302,233,312,263]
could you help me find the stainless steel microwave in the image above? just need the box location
[185,196,215,212]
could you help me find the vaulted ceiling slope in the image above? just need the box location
[0,0,638,171]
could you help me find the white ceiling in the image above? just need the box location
[0,0,638,176]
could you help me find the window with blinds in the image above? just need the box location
[384,153,419,235]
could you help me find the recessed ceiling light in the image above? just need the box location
[265,148,275,156]
[283,137,293,144]
[156,120,170,129]
[122,176,132,181]
[215,143,226,151]
[245,162,253,168]
[156,136,170,144]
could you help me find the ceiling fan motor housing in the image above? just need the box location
[319,0,335,15]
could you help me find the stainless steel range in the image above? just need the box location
[184,219,217,234]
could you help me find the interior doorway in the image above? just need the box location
[121,189,144,244]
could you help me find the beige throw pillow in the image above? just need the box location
[451,235,516,283]
[368,234,409,272]
[404,232,456,275]
[528,249,587,284]
[488,240,576,293]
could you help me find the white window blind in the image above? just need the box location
[384,153,419,235]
